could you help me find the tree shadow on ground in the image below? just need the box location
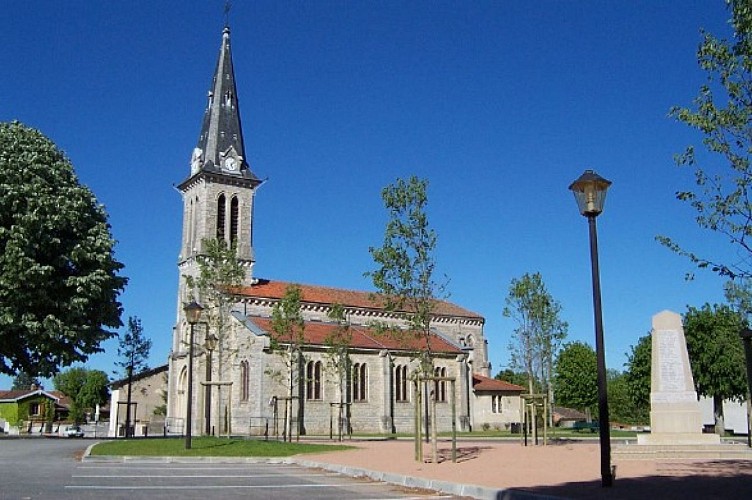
[497,460,752,500]
[428,445,493,463]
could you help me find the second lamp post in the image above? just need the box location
[204,332,218,436]
[183,301,204,450]
[569,169,613,487]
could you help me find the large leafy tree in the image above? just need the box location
[53,367,109,423]
[503,272,568,397]
[658,1,752,281]
[552,341,597,416]
[115,316,151,437]
[624,333,652,424]
[683,303,747,434]
[0,121,127,377]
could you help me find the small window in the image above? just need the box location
[29,402,41,417]
[491,395,503,413]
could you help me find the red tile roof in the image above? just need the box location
[235,280,483,320]
[249,317,463,355]
[472,374,525,392]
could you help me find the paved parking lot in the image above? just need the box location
[0,438,453,499]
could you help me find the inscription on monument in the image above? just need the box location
[657,329,686,392]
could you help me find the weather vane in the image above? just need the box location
[224,0,232,28]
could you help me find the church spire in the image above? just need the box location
[190,26,256,181]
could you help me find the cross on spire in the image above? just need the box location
[224,0,232,29]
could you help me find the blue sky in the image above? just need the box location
[0,1,738,388]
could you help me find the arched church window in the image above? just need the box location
[395,364,409,402]
[352,363,367,402]
[230,196,239,244]
[217,194,226,241]
[240,360,249,401]
[433,366,447,402]
[306,360,322,400]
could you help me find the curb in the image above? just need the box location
[82,448,565,500]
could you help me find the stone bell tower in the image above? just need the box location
[168,26,262,428]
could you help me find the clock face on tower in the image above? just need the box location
[224,157,238,172]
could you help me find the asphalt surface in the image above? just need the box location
[0,438,457,499]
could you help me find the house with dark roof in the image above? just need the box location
[164,25,518,437]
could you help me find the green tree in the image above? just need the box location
[53,367,109,423]
[115,316,152,437]
[658,1,752,280]
[553,341,597,416]
[185,238,246,434]
[366,175,448,458]
[11,371,41,390]
[324,303,353,439]
[607,369,640,425]
[0,121,127,377]
[494,368,531,390]
[269,284,306,441]
[683,303,747,434]
[503,272,568,397]
[624,333,651,424]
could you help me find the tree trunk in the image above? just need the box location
[713,394,725,436]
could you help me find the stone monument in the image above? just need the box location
[637,310,720,445]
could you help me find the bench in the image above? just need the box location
[572,421,599,433]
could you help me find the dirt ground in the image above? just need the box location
[301,439,752,499]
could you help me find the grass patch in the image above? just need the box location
[90,437,354,457]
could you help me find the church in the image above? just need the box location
[163,25,522,438]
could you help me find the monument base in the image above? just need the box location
[637,432,721,446]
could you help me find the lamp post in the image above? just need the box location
[184,301,204,450]
[204,332,218,436]
[569,169,613,487]
[741,328,752,448]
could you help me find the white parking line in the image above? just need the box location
[66,483,385,490]
[72,473,332,478]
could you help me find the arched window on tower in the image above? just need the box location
[230,196,239,244]
[217,194,226,241]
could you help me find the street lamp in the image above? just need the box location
[204,332,218,436]
[569,169,613,487]
[184,300,204,450]
[740,328,752,448]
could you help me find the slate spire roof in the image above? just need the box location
[190,26,258,181]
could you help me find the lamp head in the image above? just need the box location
[204,332,219,351]
[569,169,612,217]
[183,301,204,325]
